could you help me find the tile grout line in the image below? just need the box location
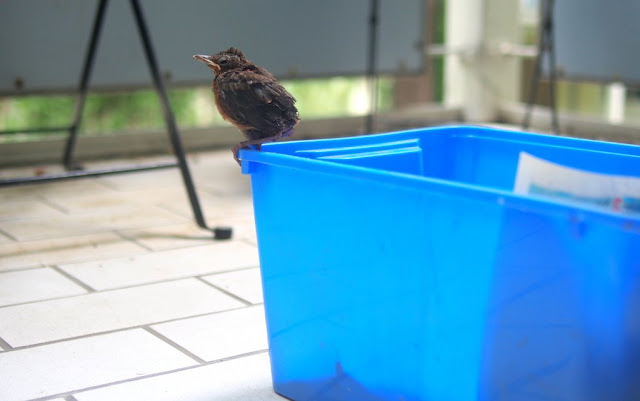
[112,229,155,252]
[1,305,253,352]
[142,326,207,365]
[0,280,101,310]
[239,236,259,247]
[153,202,193,219]
[27,349,270,401]
[202,264,260,277]
[0,265,43,274]
[0,327,152,353]
[0,226,17,241]
[207,348,269,364]
[113,228,227,252]
[45,267,261,294]
[0,272,260,312]
[91,176,119,190]
[0,229,152,256]
[0,335,13,351]
[0,292,94,309]
[196,276,253,306]
[0,275,102,310]
[50,265,97,293]
[36,195,70,215]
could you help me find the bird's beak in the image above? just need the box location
[193,54,219,71]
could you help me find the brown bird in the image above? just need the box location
[193,48,299,165]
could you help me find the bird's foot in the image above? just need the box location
[232,145,242,166]
[233,134,288,166]
[232,143,262,166]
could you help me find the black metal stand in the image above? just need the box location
[364,0,380,134]
[0,0,230,240]
[523,0,559,134]
[62,0,109,170]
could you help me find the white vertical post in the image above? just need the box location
[444,0,484,113]
[606,82,626,124]
[444,0,521,122]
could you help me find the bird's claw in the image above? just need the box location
[232,146,242,166]
[232,143,265,167]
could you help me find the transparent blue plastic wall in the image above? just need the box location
[242,126,640,401]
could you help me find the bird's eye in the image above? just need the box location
[219,59,228,65]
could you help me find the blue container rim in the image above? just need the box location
[240,125,640,228]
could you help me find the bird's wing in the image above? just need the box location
[216,68,297,133]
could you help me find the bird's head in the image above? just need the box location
[193,47,248,74]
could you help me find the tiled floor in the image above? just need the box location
[0,150,286,401]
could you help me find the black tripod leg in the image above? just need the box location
[63,0,109,170]
[546,0,559,134]
[522,0,547,130]
[129,0,210,232]
[365,0,379,134]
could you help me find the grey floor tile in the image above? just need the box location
[0,268,88,307]
[119,222,224,251]
[152,306,268,362]
[96,169,184,192]
[0,149,279,400]
[73,352,285,401]
[189,152,253,198]
[0,198,66,222]
[156,191,254,221]
[59,241,259,291]
[83,154,177,171]
[0,204,188,241]
[0,178,111,201]
[0,232,13,244]
[0,329,196,401]
[0,279,243,347]
[0,232,146,272]
[0,164,65,180]
[41,191,137,214]
[199,178,252,198]
[126,188,231,217]
[42,186,216,217]
[202,268,264,304]
[200,179,252,199]
[120,215,257,251]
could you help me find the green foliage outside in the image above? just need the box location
[0,76,394,143]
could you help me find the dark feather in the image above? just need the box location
[194,47,299,164]
[214,65,298,139]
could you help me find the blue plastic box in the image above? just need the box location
[240,126,640,401]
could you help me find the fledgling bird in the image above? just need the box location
[193,48,299,165]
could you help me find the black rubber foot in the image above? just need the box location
[65,163,85,172]
[213,227,233,240]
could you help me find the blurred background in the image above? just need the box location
[1,0,638,167]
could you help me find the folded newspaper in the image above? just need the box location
[514,152,640,215]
